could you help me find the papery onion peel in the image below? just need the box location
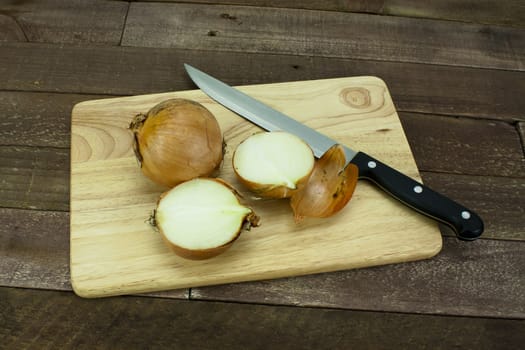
[290,144,359,222]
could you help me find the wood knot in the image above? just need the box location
[339,87,371,109]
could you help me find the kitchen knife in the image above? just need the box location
[184,64,484,241]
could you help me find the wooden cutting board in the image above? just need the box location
[70,76,442,298]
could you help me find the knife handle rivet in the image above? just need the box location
[461,211,471,220]
[413,185,423,194]
[367,161,377,168]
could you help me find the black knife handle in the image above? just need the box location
[350,152,484,240]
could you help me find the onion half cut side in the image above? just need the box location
[154,178,259,260]
[232,132,315,198]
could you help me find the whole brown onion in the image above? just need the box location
[129,98,223,187]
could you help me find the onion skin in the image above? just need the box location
[290,144,359,222]
[159,228,239,260]
[233,176,306,199]
[130,98,223,188]
[154,178,259,260]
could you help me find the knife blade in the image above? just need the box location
[184,64,484,241]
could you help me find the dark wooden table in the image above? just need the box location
[1,1,524,348]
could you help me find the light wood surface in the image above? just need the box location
[70,76,442,298]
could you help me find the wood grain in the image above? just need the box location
[0,208,71,290]
[192,237,525,319]
[0,91,104,148]
[400,112,525,177]
[123,3,525,70]
[0,146,69,211]
[421,172,525,241]
[378,0,525,27]
[1,43,524,121]
[519,122,525,154]
[136,0,525,27]
[0,14,26,42]
[70,77,442,297]
[2,287,524,350]
[0,208,189,299]
[0,0,128,45]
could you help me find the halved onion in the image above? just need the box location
[154,178,259,260]
[232,132,315,198]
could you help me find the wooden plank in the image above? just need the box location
[379,0,525,27]
[0,146,69,211]
[1,287,524,349]
[0,0,128,44]
[192,237,525,319]
[386,63,525,120]
[0,208,70,290]
[421,172,525,241]
[0,91,107,211]
[519,122,525,154]
[400,113,525,177]
[122,3,525,71]
[0,43,524,121]
[0,43,183,95]
[135,0,525,27]
[0,92,106,148]
[0,208,189,299]
[0,14,26,42]
[132,0,375,11]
